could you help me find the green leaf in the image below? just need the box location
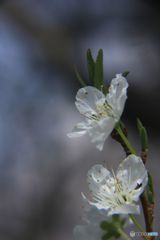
[119,121,127,134]
[86,49,95,83]
[122,71,130,77]
[137,118,143,132]
[141,127,148,150]
[74,65,86,87]
[136,118,148,151]
[94,49,104,90]
[100,216,126,240]
[100,221,109,230]
[147,173,154,204]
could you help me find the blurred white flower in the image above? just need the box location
[84,154,148,215]
[67,74,128,150]
[73,206,107,240]
[74,197,128,240]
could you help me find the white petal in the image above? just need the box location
[108,203,140,215]
[74,193,130,240]
[81,192,109,211]
[88,117,116,150]
[117,154,148,199]
[81,193,109,222]
[86,207,108,224]
[75,86,105,116]
[87,165,114,208]
[67,121,89,138]
[74,198,108,240]
[106,74,128,118]
[87,164,111,192]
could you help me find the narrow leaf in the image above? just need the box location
[141,127,148,150]
[86,49,95,83]
[74,66,86,87]
[137,118,143,133]
[119,121,126,131]
[137,118,148,150]
[94,49,104,90]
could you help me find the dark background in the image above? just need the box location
[0,1,159,239]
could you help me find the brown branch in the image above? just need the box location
[141,149,148,164]
[140,192,154,234]
[141,149,155,238]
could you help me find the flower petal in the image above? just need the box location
[75,86,105,116]
[106,74,128,118]
[87,164,111,192]
[67,121,89,138]
[81,193,108,223]
[116,154,148,200]
[74,196,109,240]
[87,165,114,207]
[108,203,140,215]
[82,192,110,211]
[88,117,116,150]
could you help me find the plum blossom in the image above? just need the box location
[83,154,148,215]
[74,196,129,240]
[73,206,107,240]
[67,74,128,150]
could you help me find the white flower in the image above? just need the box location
[73,206,107,240]
[74,197,128,240]
[84,154,148,215]
[67,74,128,150]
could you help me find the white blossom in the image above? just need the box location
[74,195,114,240]
[67,74,128,150]
[73,206,107,240]
[84,154,148,215]
[73,196,129,240]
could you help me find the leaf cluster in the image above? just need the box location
[100,216,126,240]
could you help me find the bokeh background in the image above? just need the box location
[0,0,159,239]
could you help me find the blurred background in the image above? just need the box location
[0,0,159,239]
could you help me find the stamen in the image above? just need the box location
[89,167,137,211]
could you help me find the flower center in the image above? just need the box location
[97,102,114,117]
[89,102,115,121]
[92,175,134,210]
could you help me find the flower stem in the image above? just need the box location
[117,227,132,240]
[116,125,136,154]
[129,214,144,232]
[129,214,150,240]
